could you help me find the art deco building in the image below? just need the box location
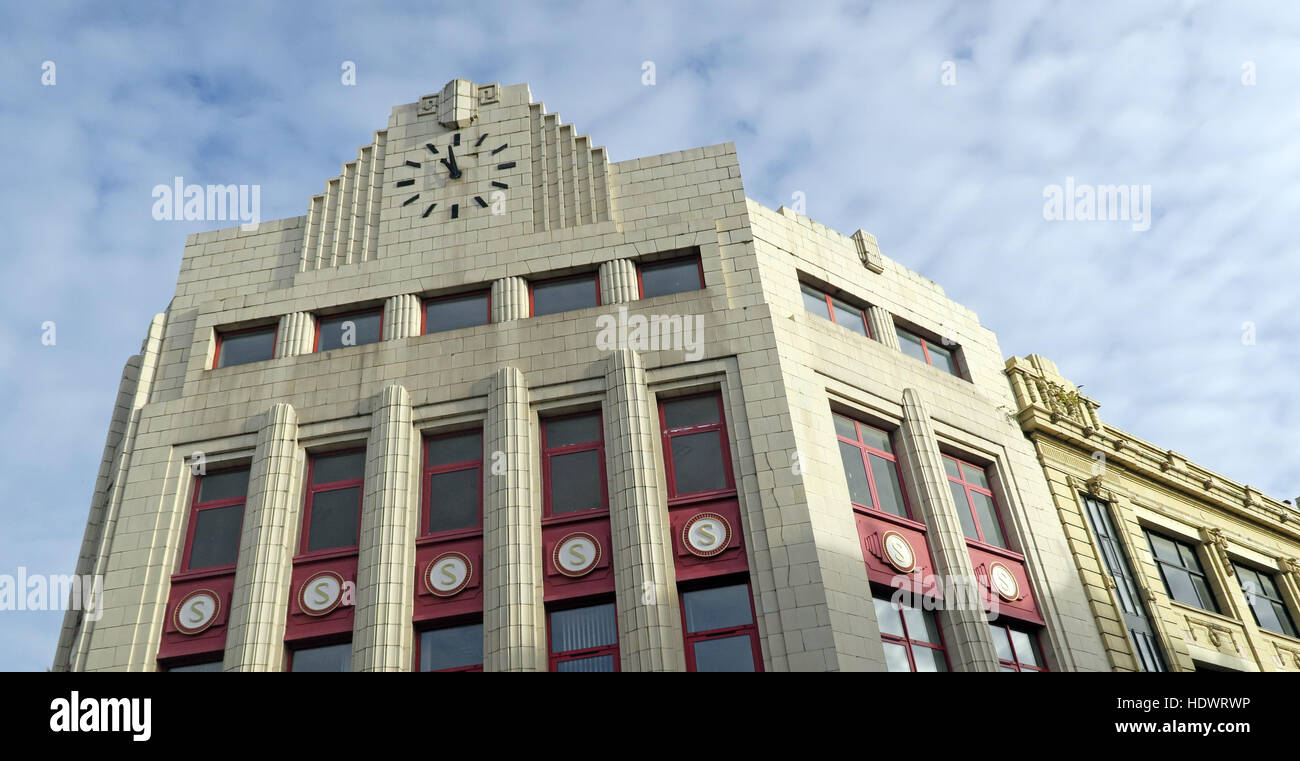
[1007,354,1300,671]
[55,79,1109,672]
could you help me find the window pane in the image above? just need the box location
[216,328,275,368]
[829,297,868,337]
[970,491,1007,548]
[942,457,962,480]
[832,414,858,440]
[189,504,243,569]
[949,482,980,542]
[547,450,603,514]
[318,311,382,351]
[927,342,959,375]
[312,451,365,484]
[555,654,615,672]
[683,585,753,633]
[532,277,598,316]
[1147,533,1181,565]
[670,431,727,494]
[1162,566,1202,608]
[306,486,361,551]
[545,415,601,448]
[197,469,250,503]
[902,606,942,645]
[990,624,1014,662]
[839,442,873,508]
[858,425,893,453]
[424,292,489,334]
[961,463,990,490]
[1268,602,1298,638]
[800,286,831,320]
[168,660,223,672]
[419,623,482,671]
[550,603,618,652]
[898,329,927,362]
[911,646,948,672]
[1177,543,1201,570]
[869,455,907,517]
[873,596,905,638]
[640,258,702,299]
[1190,575,1218,612]
[882,642,912,672]
[427,432,481,467]
[1010,629,1042,667]
[662,396,719,429]
[692,635,755,672]
[290,643,351,672]
[428,468,480,532]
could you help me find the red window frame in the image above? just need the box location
[874,591,951,672]
[944,454,1009,549]
[990,621,1048,672]
[212,324,278,369]
[540,411,609,518]
[414,618,484,672]
[680,580,764,672]
[298,449,366,556]
[546,599,620,672]
[528,272,602,317]
[636,254,705,299]
[420,289,492,335]
[420,430,483,537]
[658,393,736,504]
[179,467,250,573]
[834,415,911,519]
[896,325,961,378]
[313,307,385,353]
[800,283,871,338]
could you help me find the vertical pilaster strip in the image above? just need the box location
[276,312,316,358]
[483,366,545,671]
[224,403,301,672]
[491,276,530,323]
[599,258,639,305]
[866,306,900,351]
[898,388,1000,671]
[382,294,421,340]
[353,384,417,671]
[605,349,683,671]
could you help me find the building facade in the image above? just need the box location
[55,79,1108,672]
[1007,354,1300,671]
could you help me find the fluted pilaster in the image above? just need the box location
[599,258,639,304]
[275,312,316,357]
[491,276,530,323]
[867,306,900,351]
[382,294,422,340]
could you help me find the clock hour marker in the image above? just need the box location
[496,161,516,170]
[474,196,488,208]
[491,144,508,155]
[491,181,508,189]
[422,203,437,218]
[450,203,459,219]
[475,133,488,147]
[396,179,415,188]
[405,160,421,168]
[453,133,460,146]
[426,143,439,154]
[402,194,420,206]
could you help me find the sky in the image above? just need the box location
[1,0,1297,671]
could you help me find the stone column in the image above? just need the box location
[491,276,530,322]
[224,403,301,672]
[382,294,422,340]
[866,306,900,351]
[353,384,417,671]
[605,349,684,671]
[897,388,999,671]
[275,312,316,357]
[483,366,546,670]
[599,258,638,304]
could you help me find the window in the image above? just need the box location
[799,284,868,337]
[316,309,383,351]
[944,456,1007,549]
[300,451,365,553]
[833,414,908,518]
[873,593,949,672]
[990,622,1047,672]
[422,431,482,535]
[418,622,483,672]
[182,468,250,572]
[1234,563,1297,637]
[896,326,960,377]
[424,291,490,334]
[1145,531,1218,613]
[548,602,619,671]
[288,641,352,672]
[530,274,600,317]
[1081,495,1166,671]
[639,255,704,299]
[681,583,762,672]
[542,413,607,516]
[213,326,276,368]
[659,394,733,500]
[166,659,223,672]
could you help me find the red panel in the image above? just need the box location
[854,511,941,600]
[284,553,358,642]
[157,571,235,662]
[541,515,614,603]
[669,498,748,582]
[967,543,1044,626]
[413,535,484,623]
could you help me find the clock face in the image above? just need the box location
[393,130,514,220]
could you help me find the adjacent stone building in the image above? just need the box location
[1007,354,1300,671]
[55,79,1109,672]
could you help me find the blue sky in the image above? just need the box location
[1,1,1297,671]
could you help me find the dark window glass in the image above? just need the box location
[800,285,832,320]
[1145,531,1218,613]
[290,642,351,672]
[928,342,959,375]
[670,431,727,494]
[555,655,615,672]
[532,276,598,316]
[419,623,483,671]
[428,469,479,532]
[640,257,703,299]
[1235,563,1298,637]
[946,456,1005,548]
[189,504,243,569]
[1082,495,1167,671]
[832,414,858,439]
[318,311,382,351]
[306,486,361,552]
[829,296,868,337]
[426,432,481,467]
[970,491,1006,547]
[216,328,275,368]
[550,604,618,652]
[198,469,250,502]
[312,451,366,484]
[839,441,874,508]
[662,396,719,429]
[898,328,927,363]
[692,636,755,672]
[990,622,1047,671]
[548,450,602,513]
[545,415,601,448]
[949,481,980,541]
[167,660,223,672]
[425,292,490,334]
[683,585,754,632]
[873,593,948,672]
[897,326,960,377]
[869,455,907,517]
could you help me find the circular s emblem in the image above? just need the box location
[881,531,916,573]
[298,571,345,616]
[553,532,601,577]
[425,552,472,597]
[989,562,1020,601]
[174,589,221,635]
[682,512,732,558]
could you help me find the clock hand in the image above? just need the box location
[444,145,462,179]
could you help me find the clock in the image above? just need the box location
[392,130,515,220]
